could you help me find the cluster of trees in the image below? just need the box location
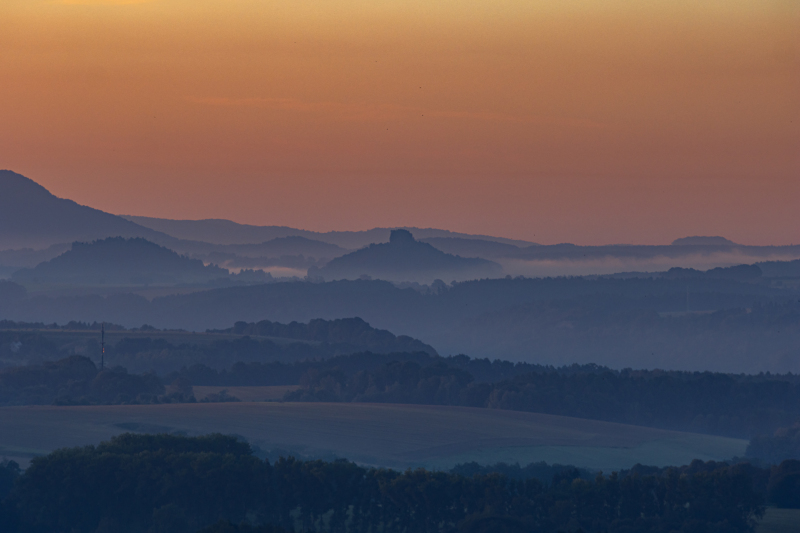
[450,462,594,484]
[107,329,432,376]
[0,356,183,406]
[165,352,443,387]
[0,433,781,533]
[4,345,800,441]
[212,318,436,355]
[747,424,800,464]
[658,264,764,281]
[0,319,128,331]
[283,359,800,438]
[0,318,436,374]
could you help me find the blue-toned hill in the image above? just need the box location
[0,170,171,249]
[12,237,229,286]
[315,229,502,283]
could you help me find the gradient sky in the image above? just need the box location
[1,0,798,245]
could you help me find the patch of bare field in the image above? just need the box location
[0,403,747,471]
[757,508,800,533]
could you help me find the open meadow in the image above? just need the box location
[0,402,746,471]
[756,508,800,533]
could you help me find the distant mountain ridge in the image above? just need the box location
[0,170,172,250]
[4,171,800,278]
[122,214,536,249]
[671,236,737,246]
[213,236,348,258]
[419,237,522,258]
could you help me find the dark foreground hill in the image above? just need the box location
[0,170,171,249]
[314,229,502,282]
[12,237,230,286]
[0,433,775,533]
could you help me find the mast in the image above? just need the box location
[101,323,105,370]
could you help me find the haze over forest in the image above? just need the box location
[1,170,800,376]
[1,1,799,531]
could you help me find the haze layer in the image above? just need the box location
[1,0,798,244]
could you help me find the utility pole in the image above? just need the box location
[101,323,105,370]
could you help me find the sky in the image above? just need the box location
[1,0,798,245]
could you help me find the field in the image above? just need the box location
[757,508,800,533]
[0,402,746,471]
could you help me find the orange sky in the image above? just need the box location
[1,0,798,245]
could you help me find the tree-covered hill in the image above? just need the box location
[2,275,799,372]
[0,433,779,533]
[12,237,230,286]
[315,229,502,283]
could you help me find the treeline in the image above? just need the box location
[0,320,128,331]
[280,358,800,438]
[0,433,785,533]
[747,424,800,464]
[0,318,436,374]
[451,462,594,484]
[209,319,436,355]
[0,356,186,406]
[5,351,800,439]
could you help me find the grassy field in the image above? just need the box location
[0,403,747,471]
[757,508,800,533]
[193,385,299,402]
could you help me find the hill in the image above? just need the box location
[672,236,738,246]
[212,317,437,356]
[0,170,172,250]
[420,237,521,258]
[0,317,438,373]
[758,259,800,278]
[4,276,800,373]
[314,229,502,282]
[0,402,746,471]
[507,242,800,262]
[194,236,350,275]
[218,236,348,258]
[123,215,535,249]
[12,237,230,286]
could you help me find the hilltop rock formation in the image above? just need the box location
[314,229,502,283]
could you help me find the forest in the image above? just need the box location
[4,349,800,463]
[279,357,800,439]
[2,433,798,533]
[0,318,436,374]
[3,275,800,373]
